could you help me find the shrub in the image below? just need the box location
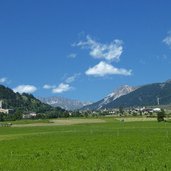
[157,109,165,122]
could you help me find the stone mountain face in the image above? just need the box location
[101,85,137,107]
[38,96,91,111]
[82,85,137,110]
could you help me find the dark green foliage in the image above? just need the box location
[0,85,51,113]
[0,112,22,121]
[0,112,5,121]
[0,85,68,119]
[119,106,124,115]
[72,111,82,117]
[157,109,166,122]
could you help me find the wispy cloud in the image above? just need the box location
[67,53,77,59]
[13,85,37,94]
[43,73,79,94]
[0,77,7,83]
[43,84,55,89]
[74,35,123,62]
[52,83,71,93]
[162,54,168,60]
[85,61,132,77]
[156,54,168,61]
[163,31,171,48]
[65,73,80,83]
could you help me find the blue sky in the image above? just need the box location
[0,0,171,102]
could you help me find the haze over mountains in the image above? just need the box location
[38,96,91,110]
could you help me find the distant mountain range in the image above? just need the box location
[38,96,91,110]
[1,79,171,112]
[82,80,171,110]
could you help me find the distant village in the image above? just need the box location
[78,107,165,117]
[0,99,170,119]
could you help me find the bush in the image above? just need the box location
[157,109,165,122]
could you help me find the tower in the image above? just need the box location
[157,97,160,106]
[0,100,2,109]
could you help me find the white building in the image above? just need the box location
[0,100,10,114]
[0,109,9,114]
[153,108,161,112]
[0,100,2,109]
[22,112,37,119]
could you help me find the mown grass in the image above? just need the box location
[0,119,171,170]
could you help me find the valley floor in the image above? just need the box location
[0,118,171,170]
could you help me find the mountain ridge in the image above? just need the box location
[82,80,171,110]
[82,85,136,110]
[38,96,91,110]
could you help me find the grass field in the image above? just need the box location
[0,118,171,171]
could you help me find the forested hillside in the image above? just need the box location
[0,85,67,116]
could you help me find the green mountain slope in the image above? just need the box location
[103,81,171,109]
[0,85,65,114]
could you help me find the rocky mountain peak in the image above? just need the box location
[96,85,136,110]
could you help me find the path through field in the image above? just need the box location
[12,118,106,127]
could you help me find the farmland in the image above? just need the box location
[0,118,171,171]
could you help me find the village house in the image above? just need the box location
[0,100,10,114]
[22,112,37,119]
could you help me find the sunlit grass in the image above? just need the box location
[0,118,170,170]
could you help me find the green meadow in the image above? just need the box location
[0,118,171,171]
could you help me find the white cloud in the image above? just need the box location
[43,84,55,89]
[65,73,80,83]
[163,31,171,47]
[74,35,123,62]
[13,85,37,94]
[43,74,79,93]
[52,83,71,93]
[85,61,132,77]
[68,53,77,58]
[0,77,7,83]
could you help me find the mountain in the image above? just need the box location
[82,80,171,110]
[104,81,171,109]
[0,85,65,114]
[82,85,136,110]
[38,96,91,110]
